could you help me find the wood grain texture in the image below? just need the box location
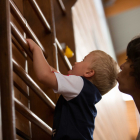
[0,0,16,139]
[53,0,77,74]
[24,0,56,139]
[11,1,32,139]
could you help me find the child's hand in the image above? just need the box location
[26,39,38,52]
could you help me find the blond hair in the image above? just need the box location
[90,50,119,95]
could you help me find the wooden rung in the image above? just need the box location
[16,128,32,140]
[10,0,47,58]
[10,21,33,60]
[14,81,30,100]
[57,0,66,15]
[15,98,52,135]
[12,59,55,110]
[53,43,60,72]
[28,0,51,32]
[55,38,72,70]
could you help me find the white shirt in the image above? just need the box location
[53,72,84,101]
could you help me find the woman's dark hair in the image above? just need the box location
[127,36,140,88]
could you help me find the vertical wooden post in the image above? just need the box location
[24,0,57,139]
[53,0,77,74]
[0,0,16,140]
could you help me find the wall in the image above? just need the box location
[107,7,140,54]
[105,0,140,17]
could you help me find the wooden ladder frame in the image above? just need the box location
[0,0,77,139]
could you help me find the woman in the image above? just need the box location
[117,36,140,140]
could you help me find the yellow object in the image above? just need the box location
[64,46,74,58]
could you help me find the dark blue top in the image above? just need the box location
[52,77,102,140]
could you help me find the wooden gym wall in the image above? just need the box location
[0,0,76,139]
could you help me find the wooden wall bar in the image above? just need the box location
[15,98,52,135]
[11,1,31,139]
[11,21,33,60]
[13,59,55,109]
[53,0,77,74]
[23,0,57,139]
[55,38,72,70]
[28,0,51,33]
[10,0,47,57]
[56,0,66,15]
[0,0,16,139]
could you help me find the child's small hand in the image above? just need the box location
[26,39,38,52]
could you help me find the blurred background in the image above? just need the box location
[72,0,140,139]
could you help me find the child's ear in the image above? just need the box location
[84,69,95,78]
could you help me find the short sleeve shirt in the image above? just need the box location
[53,72,84,101]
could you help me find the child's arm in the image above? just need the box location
[26,39,58,90]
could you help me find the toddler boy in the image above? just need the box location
[26,39,119,140]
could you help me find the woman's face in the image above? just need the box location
[117,58,137,95]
